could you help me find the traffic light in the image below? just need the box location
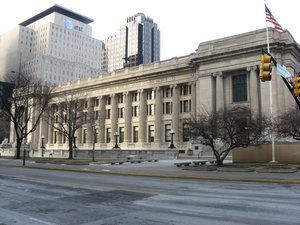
[294,77,300,96]
[260,54,272,81]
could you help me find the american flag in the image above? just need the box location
[265,4,283,33]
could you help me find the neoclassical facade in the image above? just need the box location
[20,28,300,153]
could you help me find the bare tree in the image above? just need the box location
[0,73,53,159]
[274,107,300,140]
[185,106,271,166]
[43,94,94,159]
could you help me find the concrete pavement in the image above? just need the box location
[1,158,300,184]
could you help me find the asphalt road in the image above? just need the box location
[0,166,300,225]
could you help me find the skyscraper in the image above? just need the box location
[106,13,160,72]
[0,5,106,84]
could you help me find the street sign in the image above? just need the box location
[277,64,292,78]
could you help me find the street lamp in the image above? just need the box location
[168,129,176,149]
[114,132,120,149]
[92,126,96,162]
[40,135,45,157]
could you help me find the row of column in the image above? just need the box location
[213,66,260,114]
[46,83,197,147]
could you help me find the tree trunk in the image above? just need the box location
[68,139,73,159]
[15,139,22,159]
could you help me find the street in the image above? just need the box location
[0,165,300,225]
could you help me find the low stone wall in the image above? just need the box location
[232,143,300,164]
[0,147,179,161]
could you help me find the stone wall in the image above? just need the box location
[232,143,300,164]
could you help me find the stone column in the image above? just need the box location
[110,94,118,141]
[124,92,132,144]
[171,84,179,142]
[248,66,260,116]
[154,87,162,145]
[57,104,63,144]
[47,105,54,144]
[98,96,106,144]
[138,89,147,144]
[215,72,225,112]
[86,98,93,144]
[190,81,197,116]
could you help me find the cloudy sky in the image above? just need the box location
[0,0,299,60]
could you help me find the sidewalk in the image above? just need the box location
[1,158,300,184]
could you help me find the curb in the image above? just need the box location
[25,165,300,185]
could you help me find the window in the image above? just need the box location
[132,92,139,102]
[147,104,155,115]
[118,107,124,118]
[133,126,139,143]
[164,102,172,114]
[83,129,87,143]
[118,95,125,103]
[164,87,173,97]
[232,74,247,102]
[148,125,155,142]
[54,131,57,144]
[182,123,190,141]
[132,106,139,117]
[106,96,111,105]
[147,90,155,99]
[106,128,111,143]
[119,127,124,143]
[95,111,99,120]
[94,98,99,107]
[64,114,67,123]
[180,84,191,96]
[165,124,171,142]
[106,109,111,119]
[180,100,191,113]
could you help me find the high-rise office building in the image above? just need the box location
[0,5,106,84]
[106,13,160,72]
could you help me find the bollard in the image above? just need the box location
[23,149,26,166]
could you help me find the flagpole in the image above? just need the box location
[264,0,276,163]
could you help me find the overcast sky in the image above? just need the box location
[0,0,299,60]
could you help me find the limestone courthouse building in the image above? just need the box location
[10,28,300,157]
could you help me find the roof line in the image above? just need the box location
[19,4,94,26]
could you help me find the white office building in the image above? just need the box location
[0,5,106,84]
[106,13,160,72]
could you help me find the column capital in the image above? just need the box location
[212,71,224,77]
[247,66,257,72]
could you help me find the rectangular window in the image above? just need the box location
[83,112,88,122]
[180,84,191,96]
[119,127,124,143]
[83,129,87,143]
[232,74,247,102]
[182,123,190,141]
[132,92,139,102]
[94,98,99,107]
[147,104,155,115]
[106,96,111,105]
[148,125,155,142]
[132,106,139,117]
[164,102,172,114]
[165,124,171,142]
[180,100,191,113]
[118,107,124,118]
[54,131,57,144]
[164,87,173,97]
[95,111,99,120]
[133,126,139,143]
[106,128,111,143]
[147,90,155,100]
[106,109,111,119]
